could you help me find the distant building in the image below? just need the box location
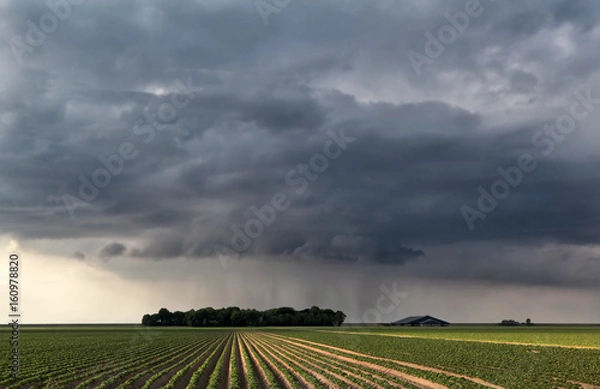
[391,315,450,327]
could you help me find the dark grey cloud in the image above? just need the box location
[99,242,127,259]
[1,0,600,291]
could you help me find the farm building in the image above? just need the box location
[391,315,450,327]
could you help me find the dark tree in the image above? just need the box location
[172,311,187,326]
[155,308,171,325]
[334,311,347,326]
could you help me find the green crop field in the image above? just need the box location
[1,326,599,388]
[317,325,600,348]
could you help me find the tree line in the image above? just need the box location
[499,318,533,326]
[142,306,346,327]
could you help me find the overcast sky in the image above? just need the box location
[2,0,600,324]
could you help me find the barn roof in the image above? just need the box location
[392,315,449,325]
[393,316,427,324]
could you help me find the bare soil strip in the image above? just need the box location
[243,334,314,389]
[131,334,219,389]
[250,333,375,389]
[271,332,505,389]
[269,348,338,389]
[245,333,345,389]
[315,330,600,350]
[227,333,235,389]
[232,332,248,388]
[118,338,216,389]
[241,333,295,389]
[171,335,229,389]
[268,332,506,389]
[189,334,231,389]
[148,336,227,389]
[569,381,600,389]
[217,335,234,389]
[265,333,464,389]
[240,334,272,389]
[235,333,251,389]
[256,333,408,389]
